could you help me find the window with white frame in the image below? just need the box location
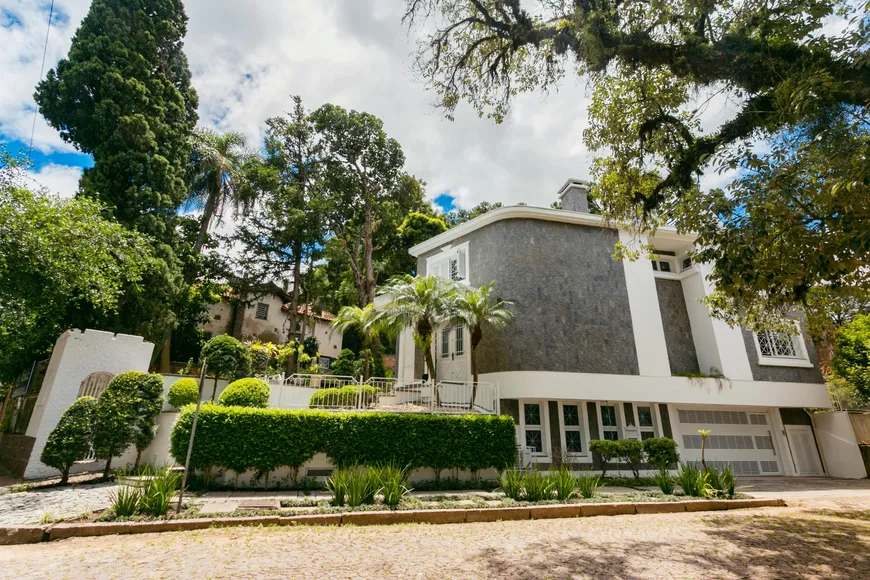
[454,327,464,355]
[637,405,656,440]
[753,321,812,367]
[427,243,469,284]
[650,259,672,273]
[522,402,545,454]
[600,404,619,440]
[440,328,450,358]
[255,303,269,320]
[560,403,585,454]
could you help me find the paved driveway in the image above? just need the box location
[1,495,869,579]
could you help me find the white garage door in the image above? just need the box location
[676,408,782,476]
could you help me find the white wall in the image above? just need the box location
[813,412,868,479]
[485,370,832,408]
[618,231,671,377]
[24,329,154,479]
[308,318,342,359]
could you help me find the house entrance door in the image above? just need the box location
[436,326,468,383]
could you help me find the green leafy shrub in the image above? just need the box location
[308,385,378,408]
[678,462,711,497]
[643,437,680,468]
[40,396,97,484]
[576,471,600,499]
[497,469,525,501]
[326,469,349,506]
[93,371,164,476]
[329,349,358,377]
[653,464,675,495]
[168,378,199,407]
[616,439,644,480]
[200,335,252,399]
[523,470,554,502]
[218,378,270,408]
[377,464,412,508]
[705,465,737,497]
[344,468,380,507]
[170,407,517,480]
[551,466,577,501]
[110,485,142,517]
[139,466,182,516]
[589,439,621,477]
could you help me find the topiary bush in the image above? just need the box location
[218,378,270,408]
[170,407,517,482]
[329,349,358,377]
[643,437,680,468]
[40,396,97,484]
[200,335,252,400]
[167,378,199,408]
[589,439,621,477]
[308,385,378,408]
[616,438,644,480]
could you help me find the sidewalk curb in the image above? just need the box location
[0,498,786,545]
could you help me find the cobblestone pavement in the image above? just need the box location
[1,497,868,579]
[0,482,117,525]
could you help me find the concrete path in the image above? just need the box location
[1,496,867,579]
[738,476,870,501]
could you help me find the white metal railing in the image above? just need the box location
[260,373,499,414]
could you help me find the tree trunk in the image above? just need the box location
[159,333,171,373]
[362,196,376,305]
[134,449,142,469]
[362,338,370,381]
[102,456,113,479]
[60,468,69,486]
[211,375,219,401]
[193,184,220,255]
[286,247,302,374]
[470,325,482,409]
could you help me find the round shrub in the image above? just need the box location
[219,378,270,408]
[200,335,251,380]
[168,378,200,407]
[40,396,97,484]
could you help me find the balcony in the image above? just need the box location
[261,374,499,415]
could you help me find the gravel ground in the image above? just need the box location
[1,497,868,579]
[0,482,117,525]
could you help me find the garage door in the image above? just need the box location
[676,408,782,476]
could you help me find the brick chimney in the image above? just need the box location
[558,178,590,213]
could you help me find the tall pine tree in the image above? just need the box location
[35,0,199,343]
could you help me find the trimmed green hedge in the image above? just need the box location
[219,378,270,408]
[170,406,516,475]
[168,378,199,408]
[309,385,378,408]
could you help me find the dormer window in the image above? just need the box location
[427,242,470,284]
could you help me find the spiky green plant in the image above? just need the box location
[576,471,601,499]
[139,466,182,517]
[110,485,142,517]
[551,466,577,501]
[523,470,554,502]
[497,469,525,501]
[326,469,349,506]
[653,464,675,495]
[678,462,712,497]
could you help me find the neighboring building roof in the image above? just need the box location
[408,204,696,257]
[285,303,335,321]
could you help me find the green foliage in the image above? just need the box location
[522,470,555,502]
[326,469,349,506]
[576,472,601,499]
[833,314,870,400]
[330,349,358,377]
[40,397,97,484]
[705,465,737,498]
[678,463,712,498]
[110,485,142,518]
[170,407,517,477]
[653,464,675,495]
[139,466,183,517]
[643,437,680,469]
[93,371,164,474]
[344,468,381,507]
[308,385,378,408]
[302,336,319,358]
[445,201,503,228]
[377,464,413,508]
[392,212,448,274]
[201,335,251,382]
[218,378,270,408]
[0,183,152,381]
[615,439,644,480]
[497,469,524,501]
[589,440,621,477]
[551,466,577,501]
[168,378,200,408]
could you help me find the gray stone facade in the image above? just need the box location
[655,279,700,375]
[741,323,823,384]
[418,218,639,375]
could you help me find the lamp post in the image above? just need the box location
[176,361,208,515]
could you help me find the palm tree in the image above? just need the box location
[187,128,255,254]
[330,303,383,380]
[448,282,514,407]
[377,274,454,392]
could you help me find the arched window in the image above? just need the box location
[77,372,114,399]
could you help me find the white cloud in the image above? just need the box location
[2,0,768,210]
[24,162,82,198]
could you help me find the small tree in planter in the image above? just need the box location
[40,396,97,484]
[589,439,620,478]
[617,439,645,480]
[200,335,251,400]
[93,371,164,477]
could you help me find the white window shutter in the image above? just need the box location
[457,248,467,280]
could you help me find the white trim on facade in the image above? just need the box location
[485,370,832,409]
[557,401,590,458]
[425,241,471,285]
[408,205,696,257]
[517,399,551,462]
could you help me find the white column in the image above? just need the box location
[618,231,671,377]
